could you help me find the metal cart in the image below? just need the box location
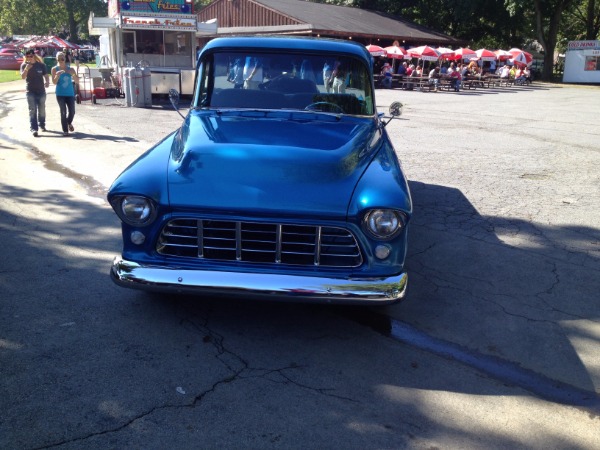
[75,65,94,104]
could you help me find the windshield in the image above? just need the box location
[195,51,375,116]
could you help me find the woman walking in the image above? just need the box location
[51,52,78,136]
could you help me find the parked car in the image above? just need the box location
[0,46,19,54]
[0,51,24,70]
[107,36,412,305]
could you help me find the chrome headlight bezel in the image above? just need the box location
[362,209,407,240]
[110,195,157,227]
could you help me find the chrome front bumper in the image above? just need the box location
[110,257,407,305]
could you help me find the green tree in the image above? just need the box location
[506,0,576,79]
[562,0,600,41]
[0,0,107,42]
[329,0,525,49]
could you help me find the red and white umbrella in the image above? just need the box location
[509,48,533,67]
[366,44,387,57]
[475,48,497,61]
[407,45,441,61]
[494,49,512,61]
[436,47,455,60]
[450,47,477,61]
[384,45,409,60]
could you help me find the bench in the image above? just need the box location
[374,74,404,89]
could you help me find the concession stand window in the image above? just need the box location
[89,0,217,98]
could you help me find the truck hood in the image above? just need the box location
[167,111,381,218]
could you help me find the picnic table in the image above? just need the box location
[405,76,432,91]
[375,72,528,92]
[462,74,503,89]
[373,73,404,89]
[409,75,455,92]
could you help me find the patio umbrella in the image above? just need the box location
[384,45,408,71]
[494,49,512,61]
[384,45,408,60]
[475,49,497,61]
[450,47,476,61]
[365,44,386,57]
[436,47,455,61]
[407,45,441,61]
[407,45,441,73]
[509,48,533,67]
[509,48,532,59]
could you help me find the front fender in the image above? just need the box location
[348,137,412,219]
[107,131,177,207]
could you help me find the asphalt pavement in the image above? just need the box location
[1,78,600,449]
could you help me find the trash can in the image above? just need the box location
[43,57,56,72]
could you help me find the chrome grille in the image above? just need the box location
[157,219,362,267]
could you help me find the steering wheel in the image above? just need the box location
[304,102,343,113]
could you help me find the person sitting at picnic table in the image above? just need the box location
[522,66,532,83]
[460,63,470,79]
[415,65,423,76]
[514,66,530,85]
[499,64,511,81]
[397,61,407,76]
[428,66,441,91]
[381,62,393,88]
[397,61,407,88]
[467,59,478,73]
[447,62,456,74]
[509,65,517,80]
[405,64,416,90]
[449,67,461,92]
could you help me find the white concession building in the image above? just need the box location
[562,40,600,83]
[89,0,216,102]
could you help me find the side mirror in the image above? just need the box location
[168,89,185,119]
[389,101,403,117]
[382,101,403,127]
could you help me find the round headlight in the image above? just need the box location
[119,196,155,226]
[364,209,406,239]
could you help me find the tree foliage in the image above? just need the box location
[3,0,599,79]
[323,0,599,79]
[0,0,107,42]
[561,0,600,41]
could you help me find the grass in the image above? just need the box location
[0,61,97,83]
[0,69,22,83]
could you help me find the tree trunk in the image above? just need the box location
[534,0,574,81]
[69,9,78,43]
[586,0,597,39]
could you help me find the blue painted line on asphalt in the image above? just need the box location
[389,319,600,415]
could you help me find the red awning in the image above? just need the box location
[20,36,80,50]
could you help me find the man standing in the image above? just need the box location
[20,49,49,137]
